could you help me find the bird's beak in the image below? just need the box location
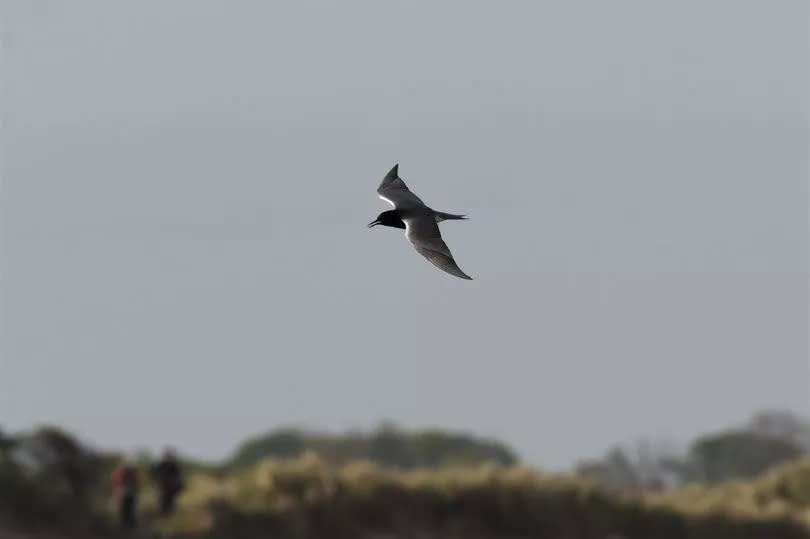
[367,219,381,228]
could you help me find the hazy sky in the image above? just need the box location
[2,1,808,469]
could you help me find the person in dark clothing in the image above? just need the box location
[111,460,139,528]
[151,447,184,516]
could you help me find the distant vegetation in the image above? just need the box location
[0,428,116,536]
[155,454,810,539]
[227,422,518,471]
[578,410,810,492]
[2,411,810,538]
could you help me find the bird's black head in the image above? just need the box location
[368,210,406,230]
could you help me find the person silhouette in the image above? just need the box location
[151,447,184,516]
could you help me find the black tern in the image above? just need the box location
[368,164,473,280]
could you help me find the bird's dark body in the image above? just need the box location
[371,208,468,230]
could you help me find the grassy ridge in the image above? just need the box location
[155,453,810,539]
[646,457,810,528]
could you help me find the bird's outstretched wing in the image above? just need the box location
[404,215,473,280]
[377,164,426,209]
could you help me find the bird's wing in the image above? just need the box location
[404,216,472,280]
[377,164,426,209]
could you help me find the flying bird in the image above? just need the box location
[368,164,472,280]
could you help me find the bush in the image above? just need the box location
[159,456,810,539]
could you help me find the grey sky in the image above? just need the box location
[2,1,808,469]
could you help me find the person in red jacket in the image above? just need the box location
[111,459,139,528]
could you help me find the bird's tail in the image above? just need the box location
[435,211,468,222]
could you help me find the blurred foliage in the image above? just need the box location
[2,411,810,538]
[579,410,809,492]
[748,410,810,451]
[14,425,115,503]
[646,457,810,529]
[0,428,118,537]
[578,448,647,491]
[155,454,810,539]
[689,430,804,483]
[228,422,519,471]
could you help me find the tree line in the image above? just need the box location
[577,409,810,491]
